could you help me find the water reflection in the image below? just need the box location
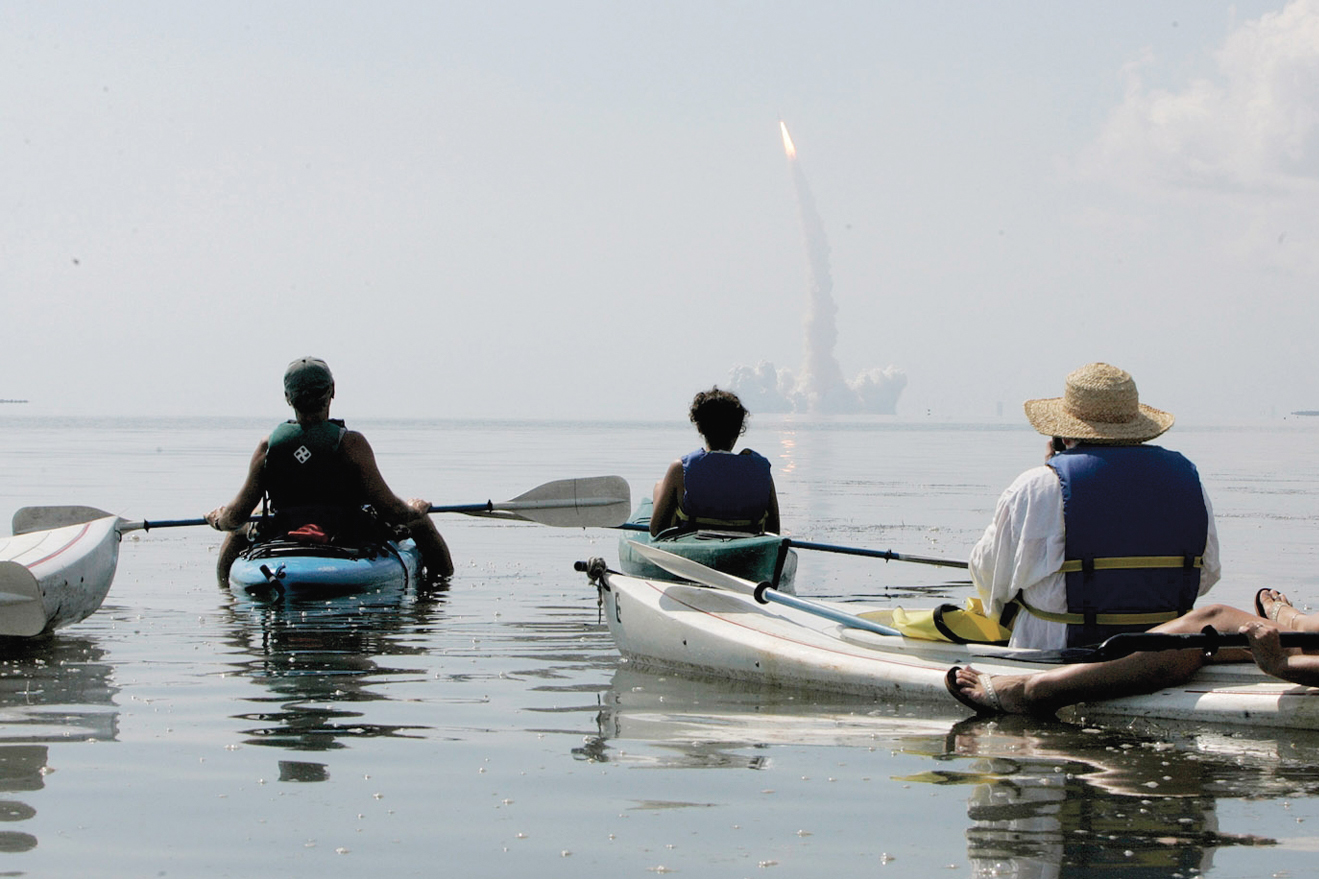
[588,666,1319,877]
[579,666,957,769]
[0,635,119,854]
[912,715,1319,877]
[217,581,451,768]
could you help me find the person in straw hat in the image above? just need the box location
[941,371,1319,717]
[965,362,1221,653]
[938,362,1242,716]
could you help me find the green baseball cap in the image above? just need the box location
[284,357,334,401]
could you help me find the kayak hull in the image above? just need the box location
[594,569,1319,731]
[617,500,797,592]
[0,516,121,637]
[229,538,421,595]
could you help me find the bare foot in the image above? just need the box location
[945,665,1031,715]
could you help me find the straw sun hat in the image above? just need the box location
[1023,363,1174,444]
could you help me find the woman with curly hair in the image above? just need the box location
[649,387,781,538]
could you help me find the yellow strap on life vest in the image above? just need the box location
[1057,555,1203,573]
[1014,596,1180,626]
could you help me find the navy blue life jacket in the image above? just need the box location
[261,419,373,540]
[1045,444,1208,647]
[678,448,773,532]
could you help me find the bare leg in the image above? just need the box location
[409,518,454,579]
[950,603,1265,716]
[216,530,253,588]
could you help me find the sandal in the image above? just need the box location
[1256,588,1294,623]
[944,666,1004,716]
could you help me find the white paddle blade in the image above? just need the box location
[0,562,47,637]
[12,505,117,536]
[631,543,758,596]
[500,476,631,527]
[461,510,535,523]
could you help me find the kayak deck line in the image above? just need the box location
[11,521,96,570]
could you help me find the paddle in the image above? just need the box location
[1061,627,1319,663]
[11,475,632,536]
[627,542,902,637]
[0,561,48,638]
[615,523,969,569]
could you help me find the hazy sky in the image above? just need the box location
[4,1,1316,421]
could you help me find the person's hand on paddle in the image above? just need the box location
[205,507,230,531]
[1241,620,1288,677]
[405,498,432,524]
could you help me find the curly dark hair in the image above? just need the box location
[689,387,748,450]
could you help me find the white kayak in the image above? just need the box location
[0,516,121,637]
[583,547,1319,731]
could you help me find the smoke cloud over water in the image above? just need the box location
[730,122,906,415]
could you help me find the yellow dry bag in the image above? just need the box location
[858,597,1013,645]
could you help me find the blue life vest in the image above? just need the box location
[262,419,372,539]
[1048,445,1208,647]
[679,448,773,532]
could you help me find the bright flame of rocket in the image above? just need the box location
[779,120,796,160]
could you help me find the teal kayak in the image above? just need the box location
[229,537,422,596]
[617,499,797,593]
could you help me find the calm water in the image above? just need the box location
[2,414,1319,878]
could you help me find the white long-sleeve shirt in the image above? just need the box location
[969,464,1221,650]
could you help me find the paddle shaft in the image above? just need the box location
[616,523,969,570]
[782,538,968,569]
[753,583,902,637]
[138,517,215,531]
[1087,628,1319,662]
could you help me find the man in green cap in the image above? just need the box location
[205,357,454,585]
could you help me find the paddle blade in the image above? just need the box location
[0,562,47,637]
[495,476,631,527]
[630,543,757,596]
[12,505,117,535]
[630,543,903,637]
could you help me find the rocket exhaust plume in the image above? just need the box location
[780,120,796,160]
[783,120,848,410]
[729,121,905,415]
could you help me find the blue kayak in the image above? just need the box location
[617,499,797,593]
[228,537,422,595]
